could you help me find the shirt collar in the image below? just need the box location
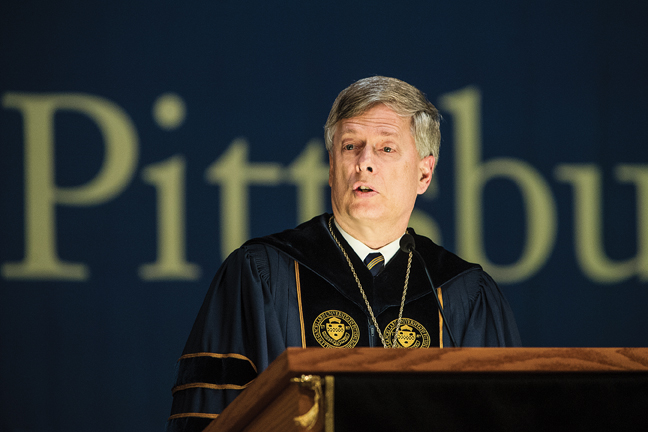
[334,219,403,264]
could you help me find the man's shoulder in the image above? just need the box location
[240,213,352,288]
[410,230,482,288]
[242,213,331,262]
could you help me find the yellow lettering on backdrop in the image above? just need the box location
[285,138,330,224]
[2,93,138,280]
[617,165,648,281]
[3,90,643,284]
[555,164,648,283]
[139,155,200,280]
[205,138,282,259]
[439,87,557,283]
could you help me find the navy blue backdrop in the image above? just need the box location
[1,1,647,431]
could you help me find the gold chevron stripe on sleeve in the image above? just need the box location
[178,352,258,373]
[168,412,219,420]
[172,380,254,395]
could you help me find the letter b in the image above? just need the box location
[440,87,557,283]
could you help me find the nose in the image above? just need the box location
[356,145,374,173]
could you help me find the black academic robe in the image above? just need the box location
[167,214,521,432]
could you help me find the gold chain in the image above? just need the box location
[327,216,412,348]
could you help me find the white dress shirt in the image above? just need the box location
[333,219,404,265]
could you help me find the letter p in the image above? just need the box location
[2,93,138,280]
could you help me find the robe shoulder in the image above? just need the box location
[441,266,522,347]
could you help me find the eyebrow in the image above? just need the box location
[340,127,399,137]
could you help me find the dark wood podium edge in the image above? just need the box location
[204,347,648,432]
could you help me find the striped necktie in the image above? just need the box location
[364,252,384,277]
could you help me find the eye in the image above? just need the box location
[343,144,355,151]
[383,146,393,153]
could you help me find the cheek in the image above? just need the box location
[398,163,419,188]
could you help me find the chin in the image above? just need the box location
[347,207,387,223]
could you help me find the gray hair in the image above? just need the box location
[324,76,441,160]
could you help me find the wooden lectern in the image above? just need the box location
[204,348,648,432]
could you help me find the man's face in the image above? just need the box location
[329,104,435,233]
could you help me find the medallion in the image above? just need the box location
[384,318,430,348]
[312,310,360,348]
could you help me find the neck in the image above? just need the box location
[333,214,407,249]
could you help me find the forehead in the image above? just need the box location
[336,104,412,138]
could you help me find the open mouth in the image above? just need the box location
[357,186,374,192]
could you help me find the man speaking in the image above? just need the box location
[167,76,521,431]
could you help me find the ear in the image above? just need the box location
[417,155,435,195]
